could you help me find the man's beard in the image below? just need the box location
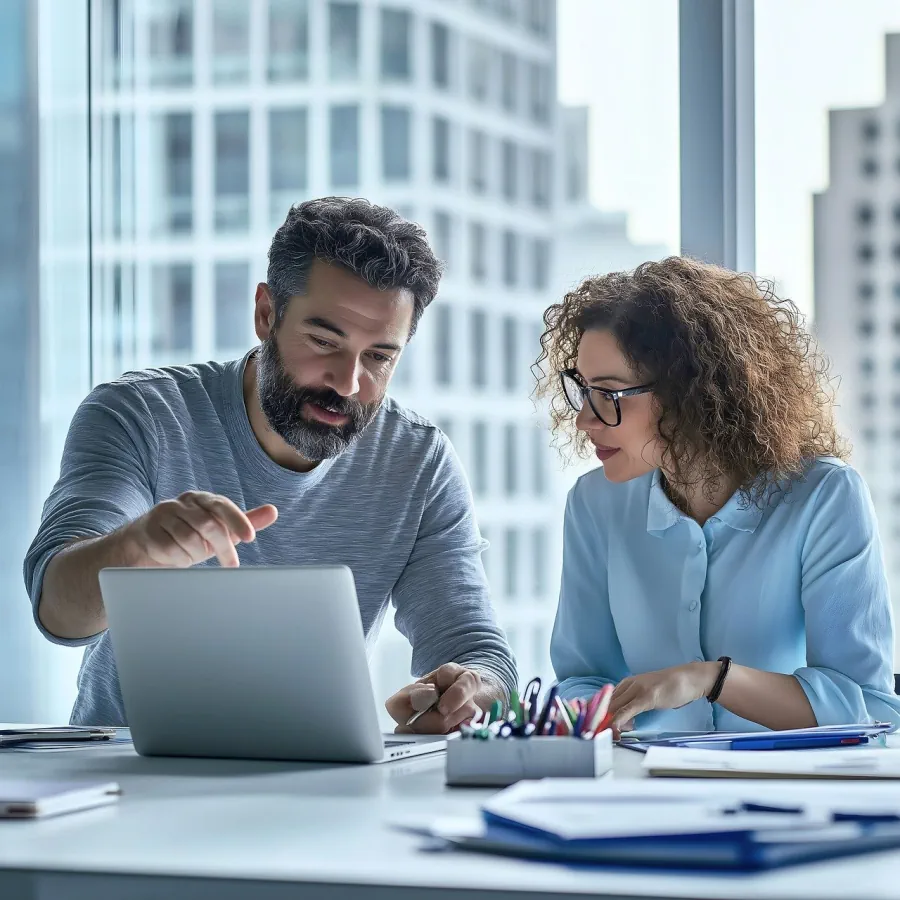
[255,334,382,462]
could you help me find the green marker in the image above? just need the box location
[489,699,503,725]
[509,690,522,726]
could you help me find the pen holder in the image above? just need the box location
[445,730,614,787]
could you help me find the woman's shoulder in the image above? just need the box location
[566,466,653,522]
[777,456,871,514]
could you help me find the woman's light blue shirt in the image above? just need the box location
[551,457,900,731]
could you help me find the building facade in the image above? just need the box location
[814,33,900,651]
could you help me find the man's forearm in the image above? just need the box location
[38,529,145,641]
[472,668,510,711]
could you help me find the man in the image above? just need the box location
[24,197,516,731]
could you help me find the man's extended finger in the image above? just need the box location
[428,663,466,692]
[247,504,279,531]
[436,670,479,716]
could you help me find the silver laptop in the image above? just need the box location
[98,566,447,764]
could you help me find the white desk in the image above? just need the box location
[2,734,900,900]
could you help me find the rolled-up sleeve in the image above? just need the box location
[390,433,517,698]
[23,383,158,646]
[797,466,900,727]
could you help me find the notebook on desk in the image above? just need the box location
[0,780,121,819]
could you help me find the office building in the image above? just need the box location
[814,32,900,642]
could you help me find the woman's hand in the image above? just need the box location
[609,662,719,732]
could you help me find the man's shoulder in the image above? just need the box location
[88,359,234,414]
[362,396,446,470]
[380,395,440,432]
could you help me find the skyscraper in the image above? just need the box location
[814,32,900,648]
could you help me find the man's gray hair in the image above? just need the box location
[266,197,443,337]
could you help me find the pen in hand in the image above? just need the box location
[405,684,441,726]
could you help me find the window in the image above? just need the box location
[532,527,547,595]
[147,0,193,86]
[214,262,250,351]
[431,22,450,89]
[470,222,487,281]
[860,357,875,376]
[505,528,519,596]
[503,230,518,287]
[532,237,550,290]
[531,149,551,208]
[214,111,250,232]
[268,0,309,82]
[858,242,874,263]
[471,310,487,387]
[863,119,881,141]
[500,52,517,113]
[862,158,878,177]
[433,116,451,182]
[861,392,876,410]
[857,203,875,226]
[501,140,518,202]
[212,0,249,84]
[437,418,454,442]
[504,423,518,495]
[330,105,359,187]
[381,8,412,81]
[381,106,412,181]
[329,2,360,80]
[153,112,192,234]
[894,283,900,301]
[502,316,518,392]
[468,40,491,103]
[528,62,551,124]
[533,427,546,495]
[151,264,193,354]
[435,305,452,385]
[863,427,877,444]
[472,421,488,495]
[526,0,551,38]
[858,319,875,338]
[893,202,900,224]
[433,211,453,270]
[269,108,308,225]
[859,282,875,303]
[469,130,488,194]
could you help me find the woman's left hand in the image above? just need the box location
[609,662,719,732]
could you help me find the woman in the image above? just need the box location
[536,256,900,733]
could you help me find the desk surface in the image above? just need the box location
[3,732,900,900]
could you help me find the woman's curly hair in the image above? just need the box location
[533,256,848,508]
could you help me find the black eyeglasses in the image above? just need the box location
[560,368,655,427]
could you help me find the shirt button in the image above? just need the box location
[689,601,699,611]
[696,542,703,551]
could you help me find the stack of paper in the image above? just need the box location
[403,778,900,870]
[0,780,121,819]
[643,746,900,779]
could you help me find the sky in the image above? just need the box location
[557,0,900,318]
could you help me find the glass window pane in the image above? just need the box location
[214,111,249,232]
[501,52,517,113]
[152,112,192,235]
[532,527,547,595]
[530,148,551,208]
[471,309,487,387]
[527,61,551,124]
[214,262,250,351]
[533,427,547,495]
[433,116,451,182]
[470,221,487,281]
[329,2,360,80]
[269,0,309,82]
[269,108,308,226]
[502,140,518,201]
[467,39,491,103]
[151,264,193,355]
[147,0,193,86]
[381,105,412,181]
[503,316,517,391]
[472,421,489,495]
[330,105,359,187]
[432,21,450,89]
[469,129,488,193]
[503,230,518,286]
[504,423,517,494]
[212,0,249,84]
[435,304,452,385]
[433,211,453,270]
[532,237,550,290]
[381,8,412,81]
[505,527,519,596]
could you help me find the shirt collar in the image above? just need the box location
[646,469,765,536]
